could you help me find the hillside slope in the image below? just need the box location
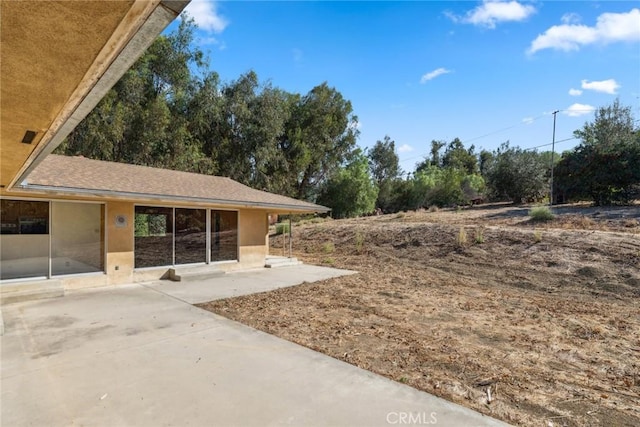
[200,205,640,426]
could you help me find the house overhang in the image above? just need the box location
[0,0,190,190]
[8,184,332,214]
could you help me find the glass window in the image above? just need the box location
[1,199,49,235]
[211,210,238,262]
[0,200,50,280]
[175,208,206,265]
[51,202,104,276]
[135,206,173,268]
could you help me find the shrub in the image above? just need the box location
[322,257,335,265]
[355,231,365,253]
[474,226,485,244]
[275,222,290,235]
[322,242,335,254]
[533,230,543,243]
[529,206,555,222]
[455,227,468,247]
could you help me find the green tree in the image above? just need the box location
[58,19,359,204]
[185,71,223,174]
[485,142,548,203]
[318,150,378,218]
[574,99,636,150]
[415,139,445,172]
[430,139,446,167]
[368,135,402,212]
[478,149,493,177]
[213,70,260,184]
[246,86,294,194]
[442,138,478,174]
[189,71,294,191]
[554,100,639,205]
[283,82,359,200]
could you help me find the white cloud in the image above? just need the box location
[568,88,583,96]
[420,68,452,83]
[564,103,596,117]
[198,36,226,50]
[447,1,536,29]
[522,117,535,125]
[528,8,640,54]
[561,13,581,25]
[184,0,229,33]
[581,79,620,94]
[398,144,414,153]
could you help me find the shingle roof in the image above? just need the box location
[21,155,329,212]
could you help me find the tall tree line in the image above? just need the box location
[57,18,358,202]
[359,99,639,216]
[58,19,639,215]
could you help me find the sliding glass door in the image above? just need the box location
[51,202,104,275]
[211,210,238,262]
[175,208,206,265]
[0,200,50,280]
[1,199,104,281]
[134,206,173,268]
[134,206,238,268]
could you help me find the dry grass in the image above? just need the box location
[200,204,640,426]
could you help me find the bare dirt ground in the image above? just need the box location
[199,203,640,426]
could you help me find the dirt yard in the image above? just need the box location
[198,204,640,426]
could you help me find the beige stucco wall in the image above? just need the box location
[105,201,135,286]
[1,192,273,289]
[237,208,268,269]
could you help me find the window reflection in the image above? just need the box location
[134,206,173,268]
[175,208,206,265]
[134,206,238,268]
[211,210,238,262]
[51,202,104,275]
[0,200,50,280]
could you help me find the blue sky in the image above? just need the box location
[169,1,640,172]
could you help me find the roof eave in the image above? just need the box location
[14,184,331,213]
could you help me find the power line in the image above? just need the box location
[401,134,577,164]
[396,102,637,167]
[463,113,547,144]
[399,113,550,163]
[396,107,607,165]
[523,136,577,151]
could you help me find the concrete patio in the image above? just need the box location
[144,263,357,304]
[1,266,510,426]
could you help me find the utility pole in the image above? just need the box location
[549,110,559,206]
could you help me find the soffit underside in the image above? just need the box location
[0,0,137,187]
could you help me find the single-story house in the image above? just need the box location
[0,0,327,295]
[0,154,328,289]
